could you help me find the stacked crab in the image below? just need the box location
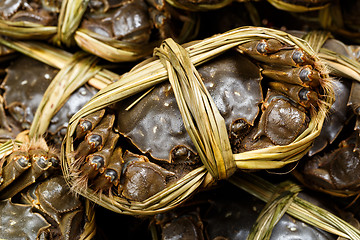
[1,0,360,239]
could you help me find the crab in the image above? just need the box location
[0,0,59,25]
[0,175,92,239]
[153,182,348,240]
[69,38,328,202]
[163,0,331,12]
[0,55,97,146]
[81,0,197,46]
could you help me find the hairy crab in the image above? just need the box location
[162,0,331,12]
[68,36,329,204]
[0,55,97,146]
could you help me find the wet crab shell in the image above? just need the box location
[76,0,199,62]
[1,55,97,145]
[0,198,51,239]
[116,49,263,162]
[154,182,343,240]
[64,28,332,214]
[0,175,95,240]
[0,0,59,25]
[298,132,360,197]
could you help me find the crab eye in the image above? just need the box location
[87,134,103,149]
[89,155,105,170]
[174,147,188,157]
[105,169,118,182]
[231,119,250,135]
[299,67,311,82]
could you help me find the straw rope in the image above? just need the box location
[155,39,235,179]
[59,27,333,215]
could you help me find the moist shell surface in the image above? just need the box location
[116,50,262,161]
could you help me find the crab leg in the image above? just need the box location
[91,147,124,192]
[73,113,115,159]
[238,40,315,67]
[238,39,287,55]
[268,81,318,108]
[0,151,30,192]
[75,109,105,140]
[262,65,321,88]
[80,131,119,180]
[0,149,52,199]
[0,96,11,131]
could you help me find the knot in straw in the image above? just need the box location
[154,38,236,180]
[53,0,89,47]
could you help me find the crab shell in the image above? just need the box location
[301,133,360,195]
[116,49,263,163]
[1,55,97,144]
[155,183,340,240]
[0,0,59,25]
[0,176,90,240]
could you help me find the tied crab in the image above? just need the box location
[68,37,329,203]
[153,182,353,240]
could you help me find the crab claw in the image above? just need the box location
[121,151,175,202]
[253,89,309,146]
